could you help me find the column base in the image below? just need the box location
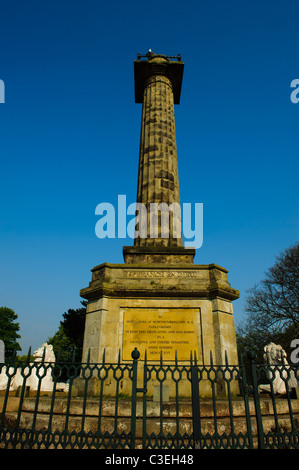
[123,246,196,264]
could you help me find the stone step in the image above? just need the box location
[2,409,297,449]
[5,396,299,418]
[1,396,298,448]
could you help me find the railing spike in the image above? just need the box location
[240,351,244,366]
[210,350,213,366]
[12,346,17,361]
[42,345,46,363]
[26,346,31,363]
[56,348,61,362]
[225,350,228,366]
[72,346,76,363]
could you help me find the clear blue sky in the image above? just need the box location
[0,0,298,353]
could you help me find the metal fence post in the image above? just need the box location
[191,351,201,449]
[238,353,254,449]
[247,351,265,449]
[130,347,140,449]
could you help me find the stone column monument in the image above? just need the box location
[80,52,239,374]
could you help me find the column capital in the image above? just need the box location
[134,53,184,104]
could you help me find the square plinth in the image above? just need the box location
[80,261,239,366]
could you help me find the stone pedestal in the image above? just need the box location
[80,253,239,367]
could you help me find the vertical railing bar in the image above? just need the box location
[0,346,18,445]
[12,348,31,449]
[281,353,297,448]
[30,347,47,448]
[0,366,14,429]
[175,377,180,447]
[95,348,106,448]
[15,348,31,429]
[266,355,280,447]
[142,350,148,449]
[190,345,193,446]
[79,349,91,448]
[174,350,180,445]
[191,351,201,449]
[224,351,235,448]
[293,363,299,448]
[96,365,105,447]
[239,352,254,449]
[159,350,163,449]
[248,351,265,449]
[130,348,139,450]
[113,354,121,449]
[62,351,77,449]
[46,361,59,448]
[0,357,18,448]
[210,351,219,449]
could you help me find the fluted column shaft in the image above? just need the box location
[135,74,182,247]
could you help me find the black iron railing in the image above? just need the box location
[0,348,298,449]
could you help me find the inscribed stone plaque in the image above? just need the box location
[122,308,200,361]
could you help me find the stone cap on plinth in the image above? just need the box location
[123,246,195,264]
[80,261,240,302]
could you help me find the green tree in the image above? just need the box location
[47,324,74,361]
[48,302,86,361]
[237,242,299,360]
[0,307,21,356]
[60,302,86,348]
